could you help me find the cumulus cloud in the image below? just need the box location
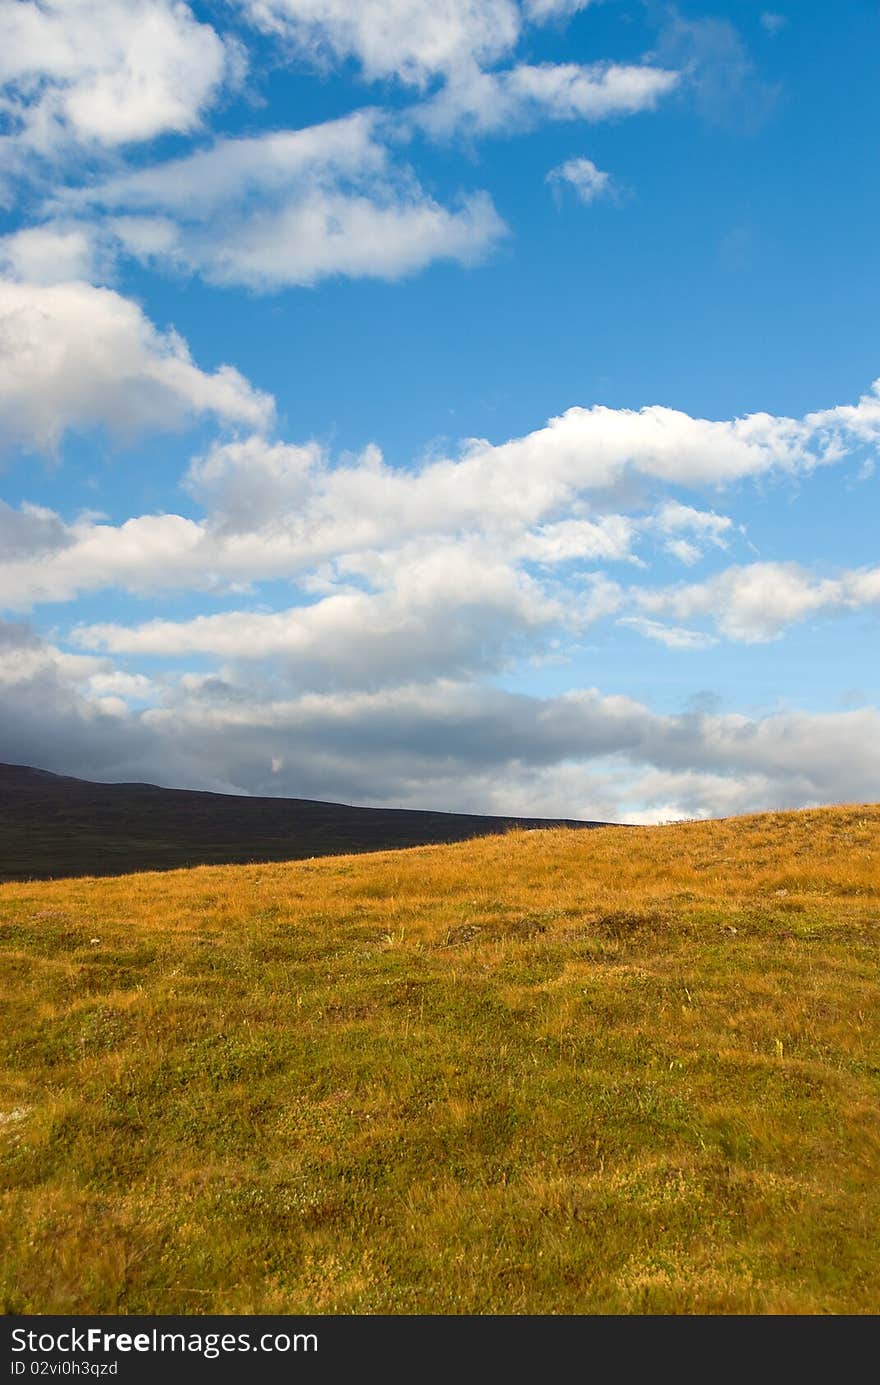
[1,379,877,607]
[652,500,733,540]
[241,0,521,85]
[0,223,101,283]
[517,516,636,564]
[60,112,506,288]
[415,61,679,139]
[546,156,612,204]
[0,0,237,156]
[650,500,733,565]
[72,111,386,217]
[76,543,563,689]
[239,1,609,90]
[638,561,880,643]
[807,378,880,445]
[0,279,274,453]
[185,435,325,536]
[161,185,502,289]
[523,0,594,19]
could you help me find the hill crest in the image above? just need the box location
[0,761,608,882]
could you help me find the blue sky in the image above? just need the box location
[0,0,878,822]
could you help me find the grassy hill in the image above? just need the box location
[1,804,878,1314]
[0,763,603,882]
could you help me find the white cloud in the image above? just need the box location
[652,500,733,541]
[20,525,880,665]
[457,400,808,491]
[239,0,523,85]
[0,624,102,690]
[638,560,880,643]
[416,60,679,138]
[523,0,594,19]
[517,516,636,564]
[1,378,877,607]
[618,617,717,651]
[0,0,237,154]
[547,156,612,204]
[86,669,159,700]
[186,435,325,536]
[70,111,387,217]
[62,113,506,288]
[663,538,700,565]
[76,543,562,688]
[0,279,274,453]
[177,187,503,289]
[239,1,605,90]
[0,223,100,283]
[807,378,880,445]
[650,499,733,564]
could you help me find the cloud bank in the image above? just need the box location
[3,619,880,824]
[0,370,877,821]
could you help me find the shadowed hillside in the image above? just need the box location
[0,763,607,882]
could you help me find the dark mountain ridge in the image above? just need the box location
[0,763,610,882]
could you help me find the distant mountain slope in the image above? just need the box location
[0,763,608,882]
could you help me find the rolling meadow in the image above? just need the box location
[1,806,878,1315]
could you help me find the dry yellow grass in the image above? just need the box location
[1,804,878,1314]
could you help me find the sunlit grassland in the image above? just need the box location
[1,805,878,1314]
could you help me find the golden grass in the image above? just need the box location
[1,804,878,1314]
